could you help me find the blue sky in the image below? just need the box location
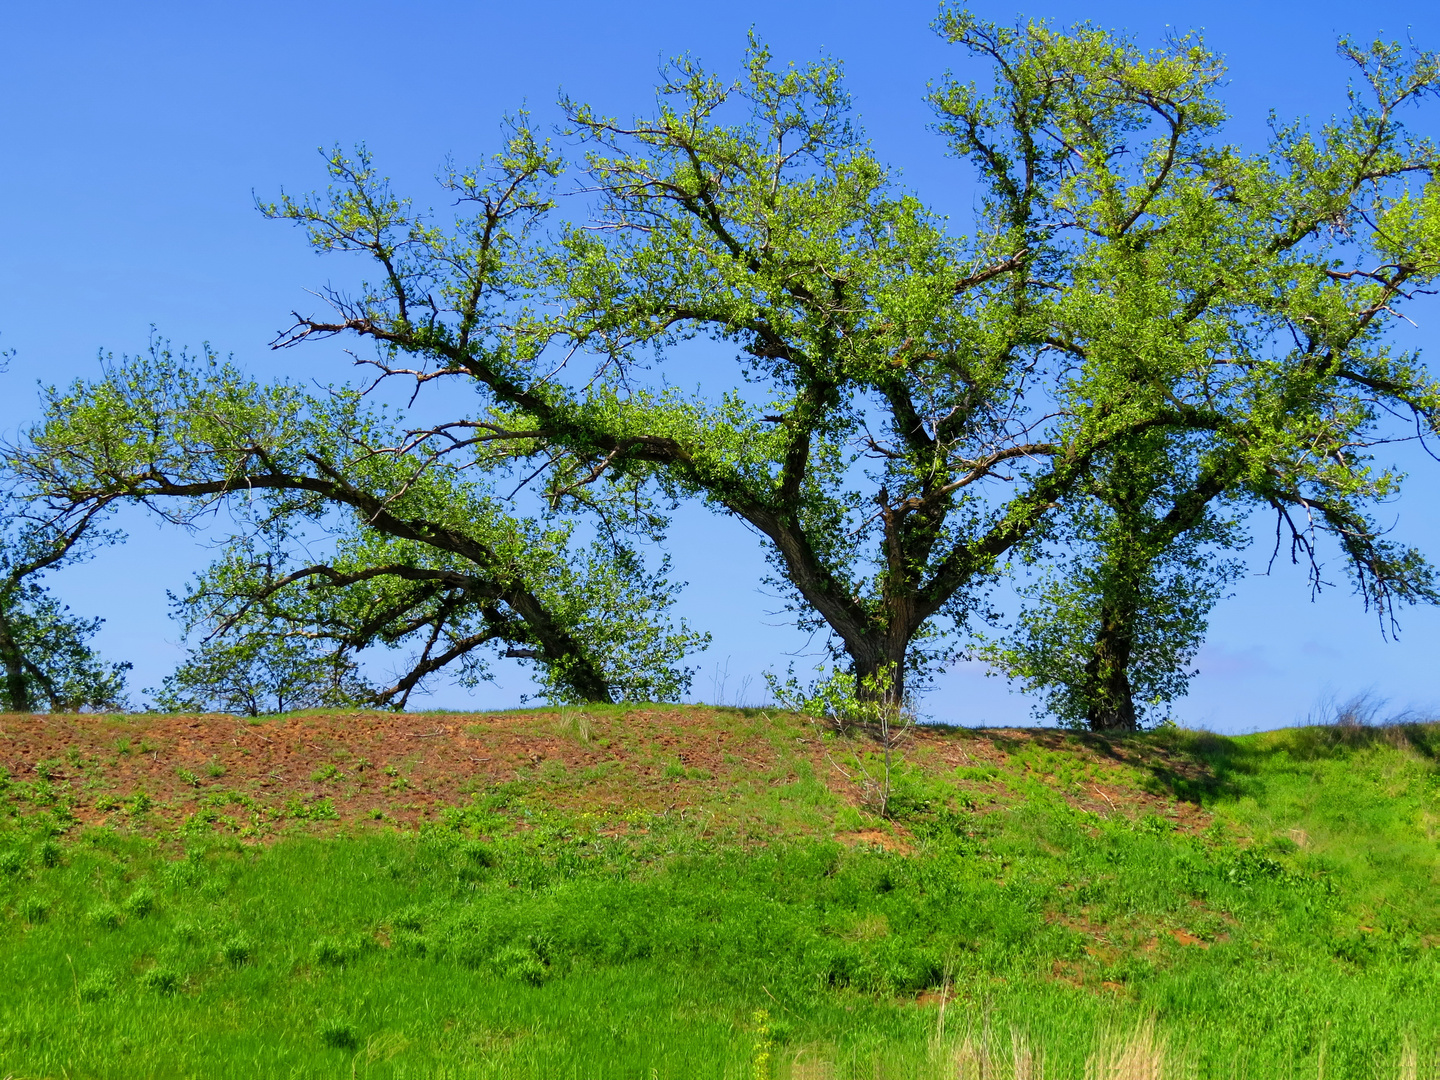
[1,0,1437,729]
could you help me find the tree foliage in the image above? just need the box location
[0,506,130,713]
[16,344,705,710]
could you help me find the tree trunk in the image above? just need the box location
[1083,601,1137,732]
[850,637,909,712]
[0,610,33,714]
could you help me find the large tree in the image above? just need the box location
[260,22,1439,708]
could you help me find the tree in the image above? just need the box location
[979,433,1246,730]
[252,20,1439,711]
[0,506,131,713]
[149,633,372,717]
[0,340,130,715]
[13,342,705,707]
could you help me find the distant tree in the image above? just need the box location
[149,634,371,717]
[0,505,131,713]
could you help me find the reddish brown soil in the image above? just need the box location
[0,707,813,833]
[0,707,1213,838]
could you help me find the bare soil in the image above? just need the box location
[0,706,1212,838]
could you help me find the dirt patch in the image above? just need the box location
[836,828,913,854]
[0,708,823,834]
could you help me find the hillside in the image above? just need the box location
[1,706,1438,1077]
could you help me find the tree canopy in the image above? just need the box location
[14,344,704,708]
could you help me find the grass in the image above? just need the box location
[0,708,1438,1077]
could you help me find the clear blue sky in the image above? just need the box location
[1,0,1437,729]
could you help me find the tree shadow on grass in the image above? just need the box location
[1117,722,1440,808]
[918,720,1440,810]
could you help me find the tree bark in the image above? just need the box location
[0,609,33,714]
[1083,600,1137,732]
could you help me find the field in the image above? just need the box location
[1,705,1438,1078]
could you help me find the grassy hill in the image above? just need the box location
[1,706,1437,1078]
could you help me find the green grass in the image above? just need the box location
[1,714,1438,1077]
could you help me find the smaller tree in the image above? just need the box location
[979,437,1246,730]
[0,506,131,713]
[14,344,708,708]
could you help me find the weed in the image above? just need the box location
[176,767,201,788]
[139,967,181,995]
[33,758,60,782]
[122,886,156,919]
[221,934,252,966]
[205,758,226,779]
[19,896,48,924]
[77,967,117,1002]
[493,940,549,985]
[93,795,120,812]
[555,708,593,744]
[286,796,339,821]
[37,840,61,867]
[317,1019,359,1051]
[0,850,22,875]
[89,902,123,930]
[129,792,153,815]
[310,763,342,783]
[312,933,371,967]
